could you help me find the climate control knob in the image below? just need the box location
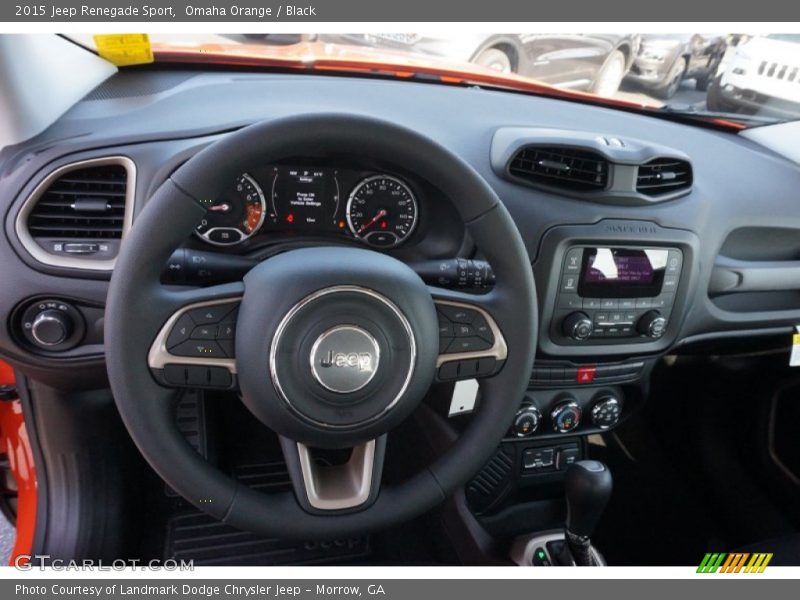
[637,310,667,339]
[31,310,72,347]
[511,405,542,437]
[590,396,622,430]
[551,400,582,433]
[562,312,593,341]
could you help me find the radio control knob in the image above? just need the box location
[562,312,593,341]
[551,400,582,433]
[637,310,667,339]
[31,310,72,347]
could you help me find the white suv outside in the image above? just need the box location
[707,34,800,119]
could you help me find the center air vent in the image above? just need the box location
[636,158,693,196]
[509,146,609,192]
[16,157,135,270]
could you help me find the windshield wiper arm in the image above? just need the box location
[661,104,779,126]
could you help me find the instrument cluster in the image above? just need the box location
[195,165,420,249]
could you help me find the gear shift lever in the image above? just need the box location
[563,460,612,566]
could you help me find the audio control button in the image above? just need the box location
[564,248,583,272]
[170,340,227,359]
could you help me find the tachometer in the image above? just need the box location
[346,175,418,248]
[195,173,266,246]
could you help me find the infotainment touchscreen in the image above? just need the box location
[578,247,669,298]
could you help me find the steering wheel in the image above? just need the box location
[105,114,536,539]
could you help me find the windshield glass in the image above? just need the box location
[68,32,800,127]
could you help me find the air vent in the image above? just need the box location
[509,146,609,192]
[636,158,693,196]
[28,165,128,239]
[16,157,135,270]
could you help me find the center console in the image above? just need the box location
[465,220,699,537]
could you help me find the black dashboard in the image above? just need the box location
[3,68,800,396]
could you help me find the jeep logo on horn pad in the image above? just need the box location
[310,326,381,393]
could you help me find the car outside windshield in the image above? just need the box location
[69,33,800,127]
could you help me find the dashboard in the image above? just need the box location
[2,68,800,395]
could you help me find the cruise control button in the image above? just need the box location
[188,304,237,325]
[472,315,495,344]
[170,340,227,358]
[446,337,493,353]
[166,314,195,349]
[190,325,216,340]
[438,320,454,337]
[437,305,476,324]
[454,323,475,337]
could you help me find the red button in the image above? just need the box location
[576,366,596,383]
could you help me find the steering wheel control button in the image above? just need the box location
[162,364,233,389]
[472,315,495,344]
[190,325,216,340]
[591,396,622,429]
[446,336,492,354]
[437,305,475,324]
[217,322,235,339]
[187,303,237,325]
[551,400,582,433]
[170,340,227,358]
[309,325,381,394]
[166,314,195,348]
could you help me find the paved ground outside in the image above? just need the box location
[1,514,13,563]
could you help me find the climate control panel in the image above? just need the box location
[508,390,623,440]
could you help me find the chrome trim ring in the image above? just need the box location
[270,285,417,429]
[15,156,137,271]
[345,174,418,248]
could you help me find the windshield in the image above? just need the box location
[69,32,800,127]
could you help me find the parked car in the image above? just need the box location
[318,34,640,96]
[707,34,800,120]
[625,34,727,99]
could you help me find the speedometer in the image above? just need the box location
[195,173,266,246]
[346,175,418,248]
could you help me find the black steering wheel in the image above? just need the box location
[105,114,536,539]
